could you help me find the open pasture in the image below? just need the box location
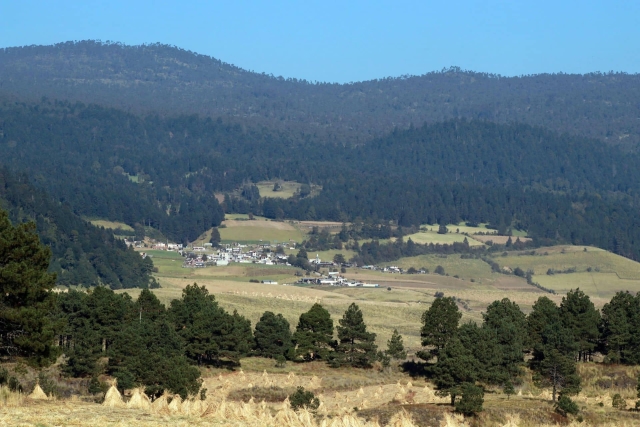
[473,235,532,244]
[219,219,305,244]
[403,230,485,246]
[391,254,495,282]
[256,181,302,199]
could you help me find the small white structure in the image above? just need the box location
[261,280,278,285]
[216,260,229,266]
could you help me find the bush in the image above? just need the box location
[38,371,59,398]
[0,368,8,385]
[88,376,104,394]
[455,383,483,416]
[612,393,627,410]
[555,395,579,416]
[434,265,446,275]
[275,355,286,368]
[8,376,23,393]
[289,386,320,412]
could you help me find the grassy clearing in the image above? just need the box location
[219,220,305,244]
[392,254,495,282]
[305,249,358,264]
[423,222,529,237]
[85,219,134,231]
[499,246,640,278]
[256,181,302,199]
[534,272,640,300]
[403,230,485,246]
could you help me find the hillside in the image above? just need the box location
[1,101,640,258]
[0,168,154,288]
[1,41,640,148]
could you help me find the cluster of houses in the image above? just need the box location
[181,243,292,268]
[297,274,379,288]
[137,239,388,287]
[361,265,428,274]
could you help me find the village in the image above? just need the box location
[128,238,383,288]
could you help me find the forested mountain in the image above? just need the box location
[1,99,639,259]
[0,168,154,289]
[1,41,640,148]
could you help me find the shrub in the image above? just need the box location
[289,386,320,412]
[0,368,7,385]
[8,377,23,393]
[38,371,59,398]
[434,265,446,275]
[455,383,484,416]
[88,376,103,394]
[555,395,579,416]
[612,393,627,410]
[275,355,286,368]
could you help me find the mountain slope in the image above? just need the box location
[1,41,640,148]
[0,168,155,289]
[1,100,640,259]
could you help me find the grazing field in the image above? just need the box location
[392,254,496,282]
[256,181,302,199]
[403,230,485,246]
[473,235,532,244]
[422,222,529,238]
[304,249,358,264]
[218,219,306,244]
[86,218,133,231]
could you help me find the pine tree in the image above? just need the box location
[0,209,62,365]
[330,303,377,368]
[479,298,526,388]
[455,383,484,416]
[108,318,201,398]
[432,337,480,405]
[527,296,561,351]
[420,296,461,360]
[209,227,221,247]
[533,348,581,401]
[386,329,407,361]
[168,284,250,365]
[254,311,293,359]
[293,303,334,361]
[560,288,600,362]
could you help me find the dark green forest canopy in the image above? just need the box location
[1,41,640,149]
[0,171,154,289]
[0,100,639,259]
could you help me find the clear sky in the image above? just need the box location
[1,0,639,83]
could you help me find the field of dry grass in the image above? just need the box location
[4,360,640,426]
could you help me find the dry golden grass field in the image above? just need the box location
[4,360,640,426]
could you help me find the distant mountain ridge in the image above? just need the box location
[1,40,639,148]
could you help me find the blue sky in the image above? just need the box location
[1,0,639,83]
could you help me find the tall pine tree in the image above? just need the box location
[330,303,377,368]
[0,209,62,365]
